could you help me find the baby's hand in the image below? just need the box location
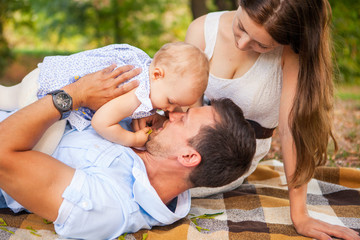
[133,127,152,148]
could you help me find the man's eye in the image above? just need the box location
[168,99,173,104]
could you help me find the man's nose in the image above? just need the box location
[168,111,183,121]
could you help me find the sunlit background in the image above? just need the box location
[0,0,359,166]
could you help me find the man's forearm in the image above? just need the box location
[0,88,77,221]
[0,79,83,153]
[0,65,139,221]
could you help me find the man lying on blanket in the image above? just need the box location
[0,65,256,239]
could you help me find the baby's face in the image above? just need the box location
[150,77,201,112]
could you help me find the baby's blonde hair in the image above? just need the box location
[152,42,209,95]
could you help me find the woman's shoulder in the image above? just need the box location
[188,10,234,29]
[281,45,299,70]
[220,10,235,20]
[217,11,236,37]
[186,15,207,50]
[186,11,235,51]
[187,14,206,33]
[280,45,300,89]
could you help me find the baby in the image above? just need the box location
[92,43,209,147]
[0,42,209,151]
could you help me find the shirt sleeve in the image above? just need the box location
[54,169,132,240]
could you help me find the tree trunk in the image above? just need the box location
[190,0,208,19]
[112,0,122,43]
[215,0,238,10]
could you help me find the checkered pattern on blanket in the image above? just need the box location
[0,160,359,240]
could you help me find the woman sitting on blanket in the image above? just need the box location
[134,0,360,239]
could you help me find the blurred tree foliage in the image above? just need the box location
[329,0,360,84]
[2,0,193,58]
[0,0,359,84]
[0,0,31,75]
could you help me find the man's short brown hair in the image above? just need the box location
[188,98,256,187]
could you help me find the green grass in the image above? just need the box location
[335,85,360,101]
[336,92,360,101]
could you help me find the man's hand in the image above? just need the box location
[293,214,360,240]
[65,64,141,111]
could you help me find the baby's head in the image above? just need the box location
[149,42,209,112]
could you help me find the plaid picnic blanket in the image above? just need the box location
[0,160,359,240]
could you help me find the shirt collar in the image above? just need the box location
[130,151,191,224]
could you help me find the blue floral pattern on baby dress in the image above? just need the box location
[37,44,154,131]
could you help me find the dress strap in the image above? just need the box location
[204,11,227,59]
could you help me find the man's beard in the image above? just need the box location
[145,132,172,158]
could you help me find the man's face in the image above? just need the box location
[146,106,217,158]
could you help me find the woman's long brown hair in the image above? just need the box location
[240,0,337,188]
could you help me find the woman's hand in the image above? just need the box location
[293,214,360,240]
[64,64,141,110]
[132,114,167,132]
[286,177,360,240]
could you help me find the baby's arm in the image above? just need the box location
[91,89,151,147]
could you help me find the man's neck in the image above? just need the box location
[134,149,190,205]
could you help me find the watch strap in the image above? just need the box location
[47,90,73,120]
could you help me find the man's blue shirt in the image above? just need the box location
[0,112,191,240]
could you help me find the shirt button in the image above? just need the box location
[81,201,88,208]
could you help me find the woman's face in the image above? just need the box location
[232,6,280,53]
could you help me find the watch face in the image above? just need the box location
[55,92,72,111]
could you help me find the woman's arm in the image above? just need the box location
[280,46,360,240]
[185,15,206,51]
[92,89,151,147]
[185,15,207,108]
[0,65,140,222]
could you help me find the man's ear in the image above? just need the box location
[151,67,165,80]
[177,149,201,167]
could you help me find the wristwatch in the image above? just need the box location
[47,90,73,120]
